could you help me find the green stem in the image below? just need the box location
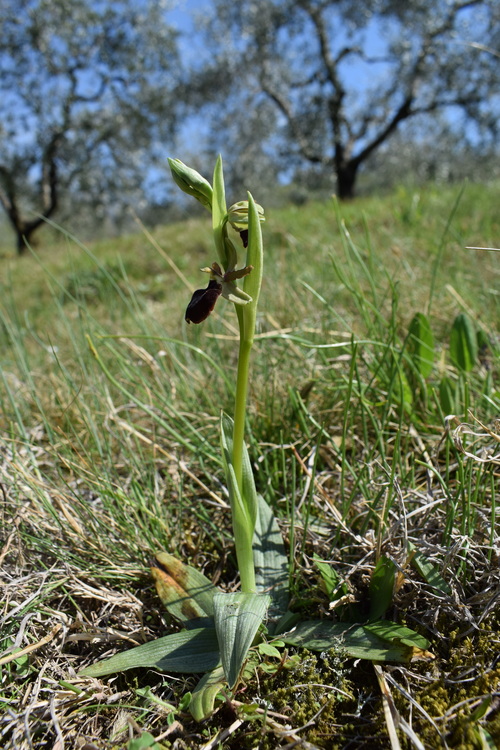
[231,304,256,593]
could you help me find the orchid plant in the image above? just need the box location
[81,158,432,722]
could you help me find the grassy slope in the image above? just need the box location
[0,181,499,749]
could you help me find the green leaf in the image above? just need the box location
[449,312,478,372]
[473,724,496,750]
[258,642,282,659]
[313,554,348,602]
[393,366,413,409]
[364,621,430,651]
[189,665,227,721]
[213,592,270,688]
[79,628,220,677]
[439,375,456,414]
[280,620,432,663]
[253,494,289,624]
[220,413,258,534]
[151,552,219,627]
[127,732,163,750]
[369,556,396,621]
[407,312,435,378]
[408,542,452,595]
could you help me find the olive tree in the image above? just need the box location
[0,0,179,253]
[199,0,500,198]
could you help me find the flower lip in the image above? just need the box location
[185,279,223,324]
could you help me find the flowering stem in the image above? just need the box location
[230,196,262,593]
[232,308,251,489]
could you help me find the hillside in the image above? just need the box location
[1,180,499,749]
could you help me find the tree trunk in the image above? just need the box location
[336,161,358,200]
[0,132,60,255]
[16,229,27,255]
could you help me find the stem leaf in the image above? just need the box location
[221,413,258,533]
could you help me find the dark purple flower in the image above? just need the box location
[185,279,222,324]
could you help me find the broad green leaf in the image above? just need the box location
[280,620,432,663]
[253,493,289,625]
[439,375,456,415]
[258,642,282,659]
[79,628,220,677]
[364,621,430,651]
[213,592,270,688]
[449,312,478,372]
[408,543,452,595]
[369,556,396,621]
[151,552,218,626]
[189,665,226,721]
[407,313,435,378]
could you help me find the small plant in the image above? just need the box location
[81,158,432,720]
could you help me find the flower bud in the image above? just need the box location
[168,158,213,211]
[227,200,265,231]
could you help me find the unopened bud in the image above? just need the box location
[227,200,265,231]
[168,158,213,211]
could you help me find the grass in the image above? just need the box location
[1,179,499,749]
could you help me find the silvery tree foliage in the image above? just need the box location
[0,0,179,252]
[198,0,500,198]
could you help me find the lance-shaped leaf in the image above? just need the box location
[369,556,396,622]
[280,620,432,663]
[407,542,452,595]
[450,312,478,372]
[79,627,221,678]
[407,312,435,378]
[151,552,219,627]
[253,494,289,626]
[189,665,227,722]
[213,591,270,688]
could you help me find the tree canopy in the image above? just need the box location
[0,0,178,252]
[199,0,500,198]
